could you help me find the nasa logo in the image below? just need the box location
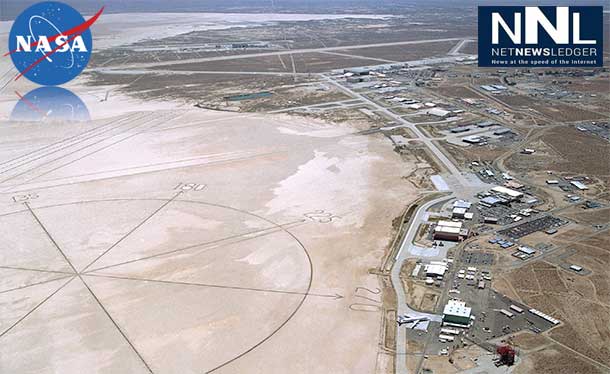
[6,1,104,86]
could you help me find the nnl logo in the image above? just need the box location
[6,1,104,86]
[478,6,603,68]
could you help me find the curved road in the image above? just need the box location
[390,195,453,374]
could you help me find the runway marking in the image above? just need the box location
[79,191,183,273]
[24,202,77,274]
[0,197,316,371]
[84,273,342,300]
[0,276,75,338]
[0,265,74,275]
[85,219,307,273]
[79,276,154,373]
[144,113,251,133]
[0,112,145,173]
[4,112,160,184]
[16,202,155,372]
[448,39,471,55]
[0,274,74,295]
[1,149,286,194]
[0,112,154,186]
[20,111,180,184]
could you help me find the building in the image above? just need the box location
[518,246,536,255]
[484,216,499,224]
[477,120,497,128]
[390,135,408,147]
[411,264,422,277]
[452,207,467,218]
[345,67,370,76]
[450,127,470,133]
[453,200,472,209]
[425,263,447,277]
[428,108,451,118]
[493,127,513,136]
[433,220,468,241]
[434,225,461,241]
[463,135,483,144]
[440,328,460,335]
[482,169,495,177]
[480,196,507,207]
[492,186,523,201]
[570,181,589,190]
[480,85,497,92]
[504,180,524,189]
[570,265,583,272]
[509,305,524,314]
[443,300,472,325]
[347,76,369,83]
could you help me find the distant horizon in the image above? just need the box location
[1,0,607,21]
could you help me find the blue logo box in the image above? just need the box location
[478,6,603,67]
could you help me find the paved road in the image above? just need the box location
[448,39,471,56]
[323,76,471,187]
[391,195,452,374]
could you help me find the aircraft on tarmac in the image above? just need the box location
[397,314,429,327]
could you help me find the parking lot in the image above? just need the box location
[460,251,495,266]
[498,215,567,239]
[468,292,557,342]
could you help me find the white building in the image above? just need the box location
[518,246,536,255]
[443,300,472,325]
[463,135,483,144]
[452,207,467,219]
[453,200,472,209]
[492,186,523,201]
[570,181,589,190]
[570,265,583,272]
[425,263,447,277]
[428,108,451,118]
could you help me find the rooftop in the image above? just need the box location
[437,220,463,228]
[443,300,472,318]
[492,186,523,198]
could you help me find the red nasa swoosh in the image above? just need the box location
[5,6,104,81]
[15,90,46,116]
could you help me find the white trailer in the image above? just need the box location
[509,305,524,314]
[440,328,460,335]
[500,309,515,318]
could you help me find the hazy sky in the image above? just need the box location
[1,0,607,20]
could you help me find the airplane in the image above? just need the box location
[397,314,429,326]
